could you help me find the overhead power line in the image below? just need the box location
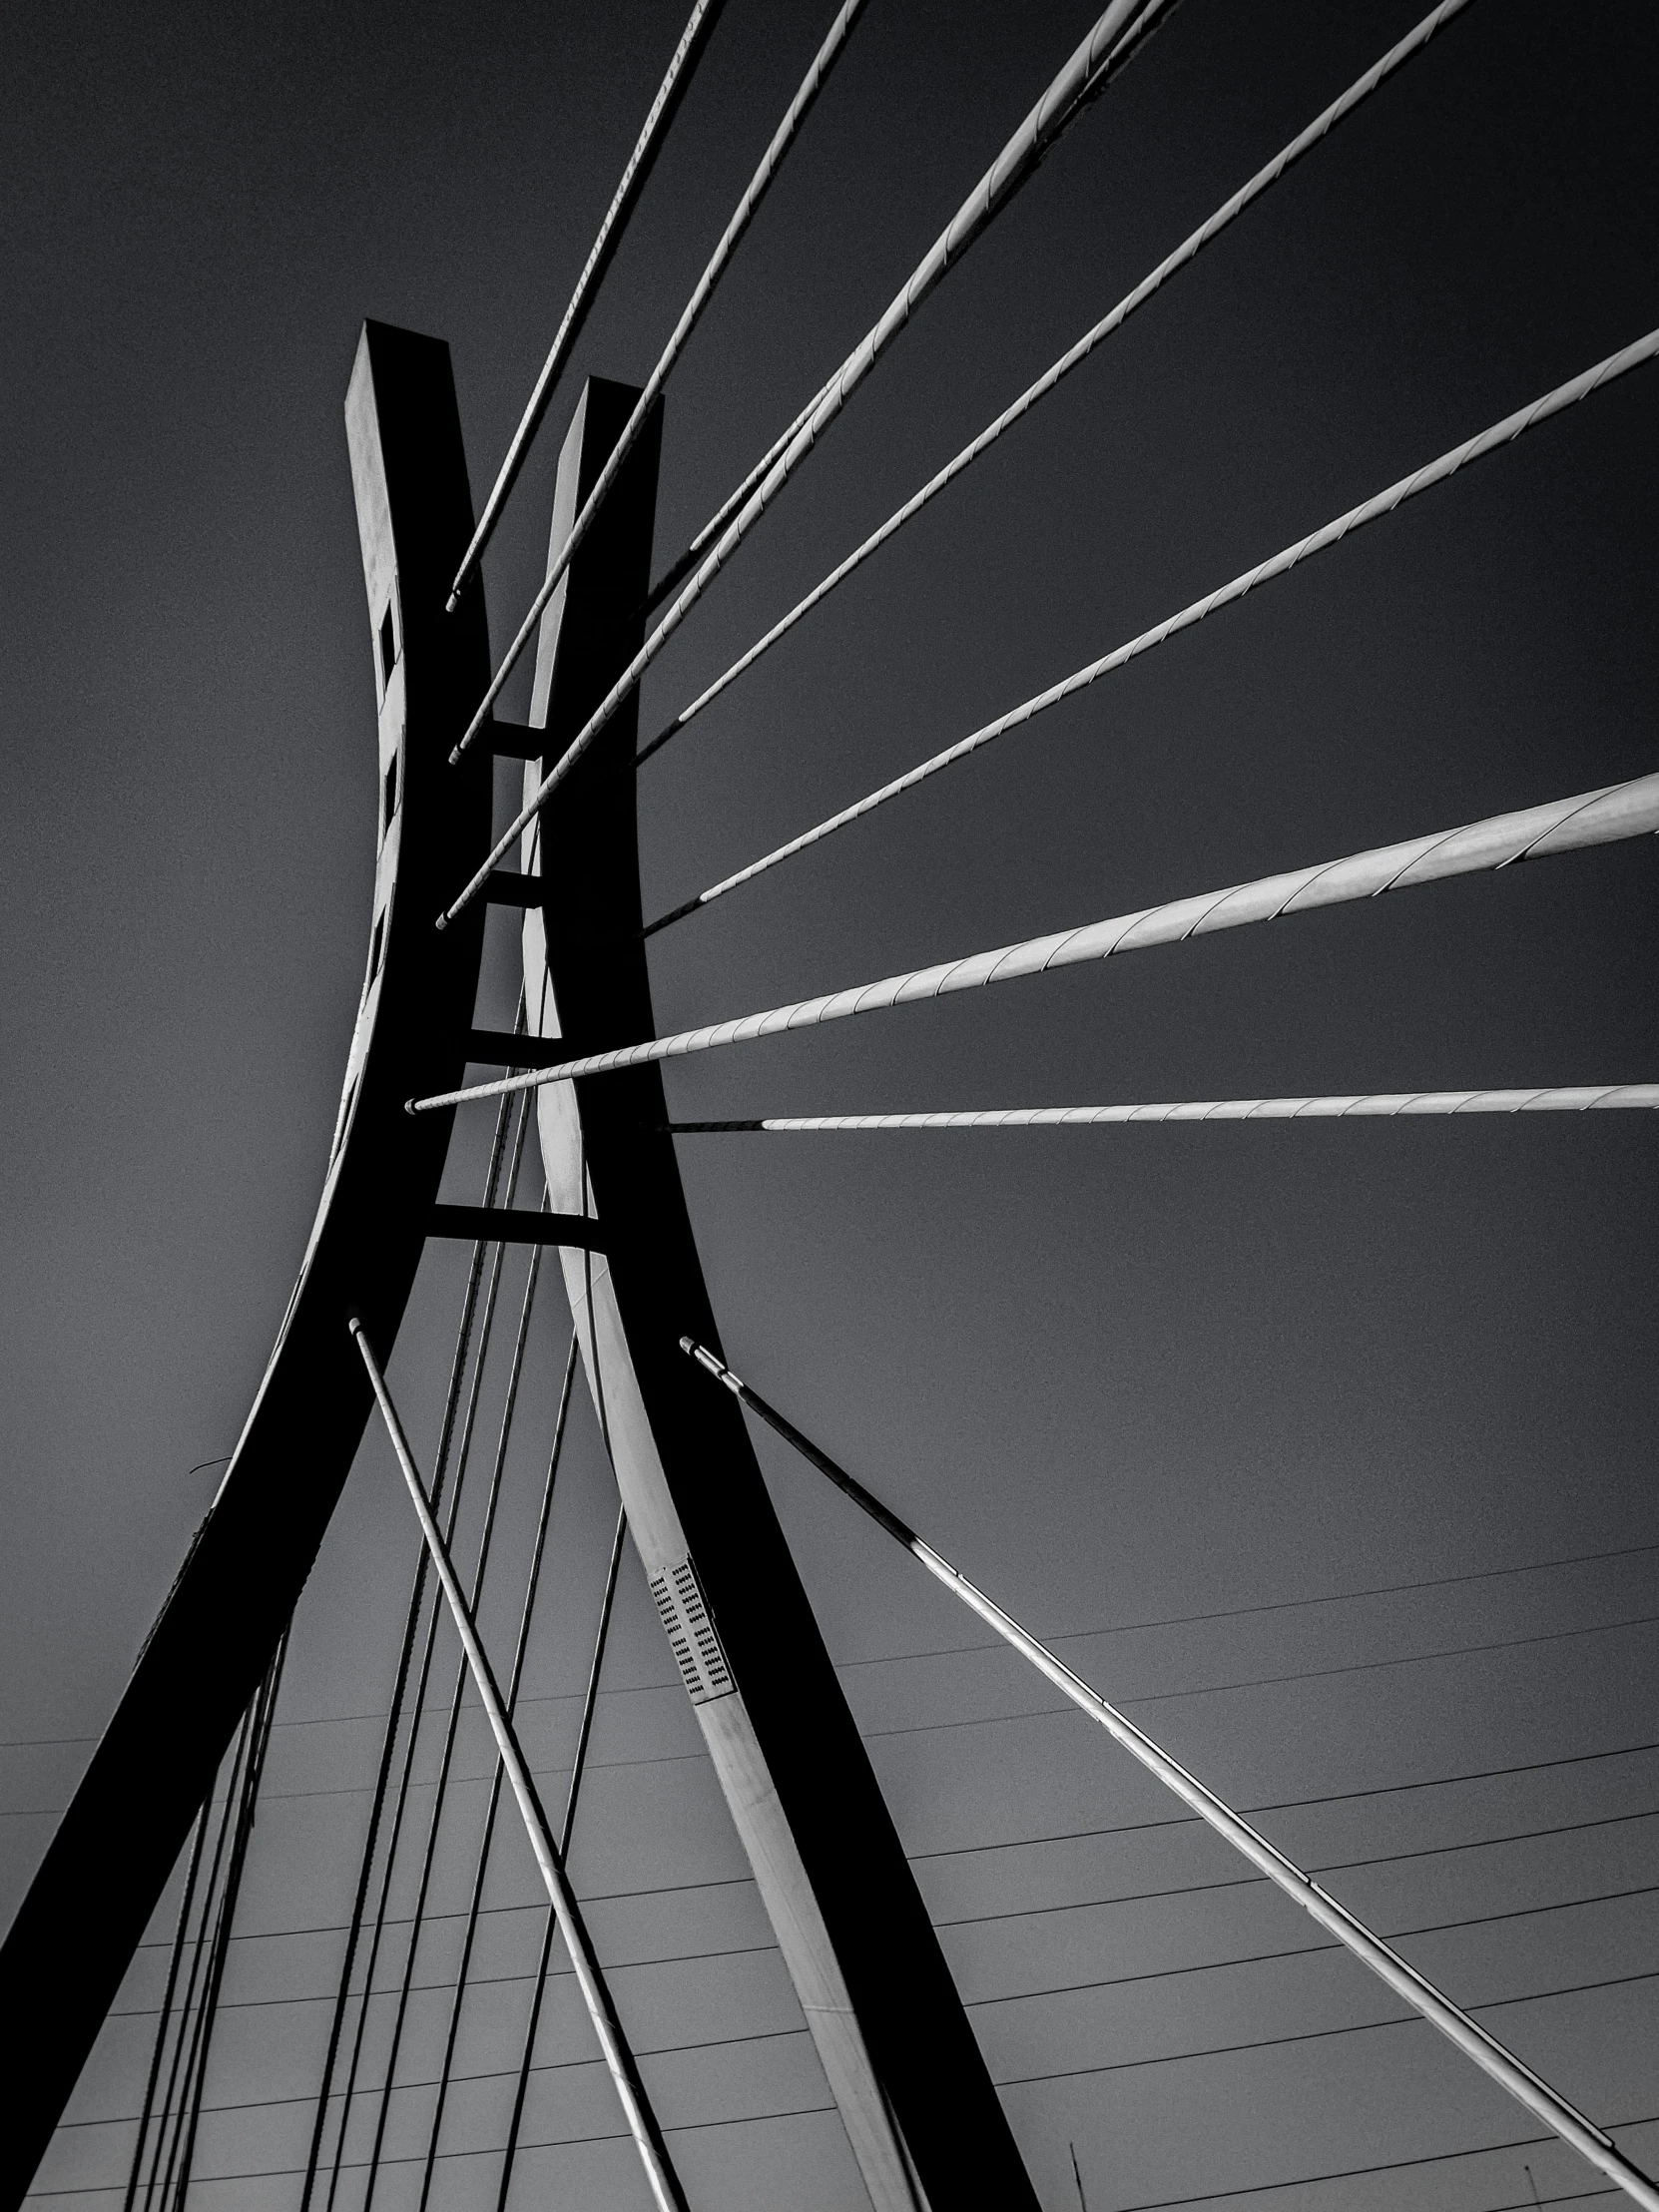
[17,1604,1656,1829]
[649,325,1659,929]
[668,1085,1659,1134]
[445,0,729,605]
[1098,2113,1659,2211]
[14,1532,1659,1755]
[439,0,1175,913]
[635,0,1475,769]
[412,772,1659,1113]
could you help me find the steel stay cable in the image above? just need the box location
[667,1084,1659,1133]
[138,1700,255,2212]
[350,1321,690,2212]
[153,1664,276,2212]
[318,1087,531,2212]
[447,0,868,766]
[414,1322,578,2212]
[165,1634,287,2212]
[684,1339,1659,2212]
[498,1232,627,2212]
[119,1800,209,2212]
[295,1069,520,2212]
[440,0,1175,910]
[446,0,729,607]
[641,371,839,618]
[358,1147,541,2212]
[650,326,1659,928]
[635,0,1474,773]
[414,772,1659,1114]
[496,1495,629,2212]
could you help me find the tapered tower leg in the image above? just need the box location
[512,376,1042,2212]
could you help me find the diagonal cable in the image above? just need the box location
[412,1317,577,2212]
[165,1633,287,2212]
[139,1703,256,2212]
[495,1497,628,2212]
[649,324,1659,929]
[666,1083,1659,1133]
[447,0,730,606]
[355,1108,538,2212]
[316,1083,530,2212]
[439,0,1174,906]
[119,1802,209,2212]
[684,1339,1659,2212]
[413,772,1659,1114]
[636,0,1474,770]
[449,0,868,759]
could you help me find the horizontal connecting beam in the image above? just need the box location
[680,1339,1659,2212]
[666,1085,1659,1133]
[428,1205,606,1251]
[408,771,1659,1114]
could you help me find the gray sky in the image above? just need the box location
[5,3,1658,2208]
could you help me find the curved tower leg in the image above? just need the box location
[514,377,1041,2212]
[0,320,495,2211]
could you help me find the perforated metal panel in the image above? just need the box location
[649,1556,735,1705]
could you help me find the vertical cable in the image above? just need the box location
[357,1108,537,2212]
[493,1496,627,2212]
[166,1632,288,2211]
[310,1062,529,2212]
[413,1326,580,2212]
[120,1801,210,2212]
[140,1704,256,2212]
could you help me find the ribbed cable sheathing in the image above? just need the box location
[645,0,1474,760]
[684,323,1659,913]
[411,771,1659,1112]
[447,0,728,604]
[739,1087,1659,1131]
[442,0,1168,914]
[451,0,868,760]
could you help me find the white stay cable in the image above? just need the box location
[349,1322,689,2212]
[680,1336,1659,2212]
[439,0,1173,919]
[656,323,1659,928]
[445,0,730,609]
[448,0,868,765]
[408,771,1659,1114]
[637,0,1475,771]
[666,1085,1659,1133]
